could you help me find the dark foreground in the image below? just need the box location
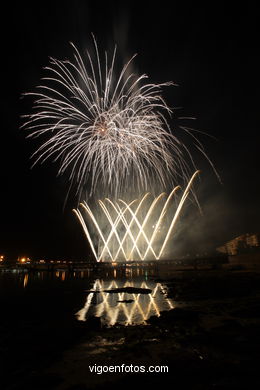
[1,268,260,390]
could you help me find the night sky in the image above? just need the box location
[1,1,259,260]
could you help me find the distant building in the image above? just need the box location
[217,233,260,255]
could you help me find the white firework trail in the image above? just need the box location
[21,38,202,198]
[73,170,199,262]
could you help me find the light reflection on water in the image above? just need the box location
[2,266,165,288]
[0,269,174,326]
[23,273,29,288]
[76,278,174,326]
[0,269,96,289]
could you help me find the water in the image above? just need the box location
[0,268,174,326]
[76,278,174,325]
[0,267,175,389]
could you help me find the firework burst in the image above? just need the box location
[21,38,201,198]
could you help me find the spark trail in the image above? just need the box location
[21,39,218,261]
[21,38,202,198]
[73,170,199,262]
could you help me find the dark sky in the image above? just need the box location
[1,1,259,260]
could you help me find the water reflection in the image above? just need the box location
[23,273,28,288]
[0,270,175,326]
[0,269,92,289]
[76,278,174,326]
[0,264,167,286]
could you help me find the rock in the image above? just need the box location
[117,299,134,303]
[103,287,152,294]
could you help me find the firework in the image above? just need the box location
[21,38,202,198]
[21,39,219,262]
[73,171,199,262]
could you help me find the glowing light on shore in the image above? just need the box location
[73,171,199,262]
[18,257,31,264]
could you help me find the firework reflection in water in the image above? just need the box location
[76,279,174,326]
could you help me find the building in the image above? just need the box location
[217,233,260,256]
